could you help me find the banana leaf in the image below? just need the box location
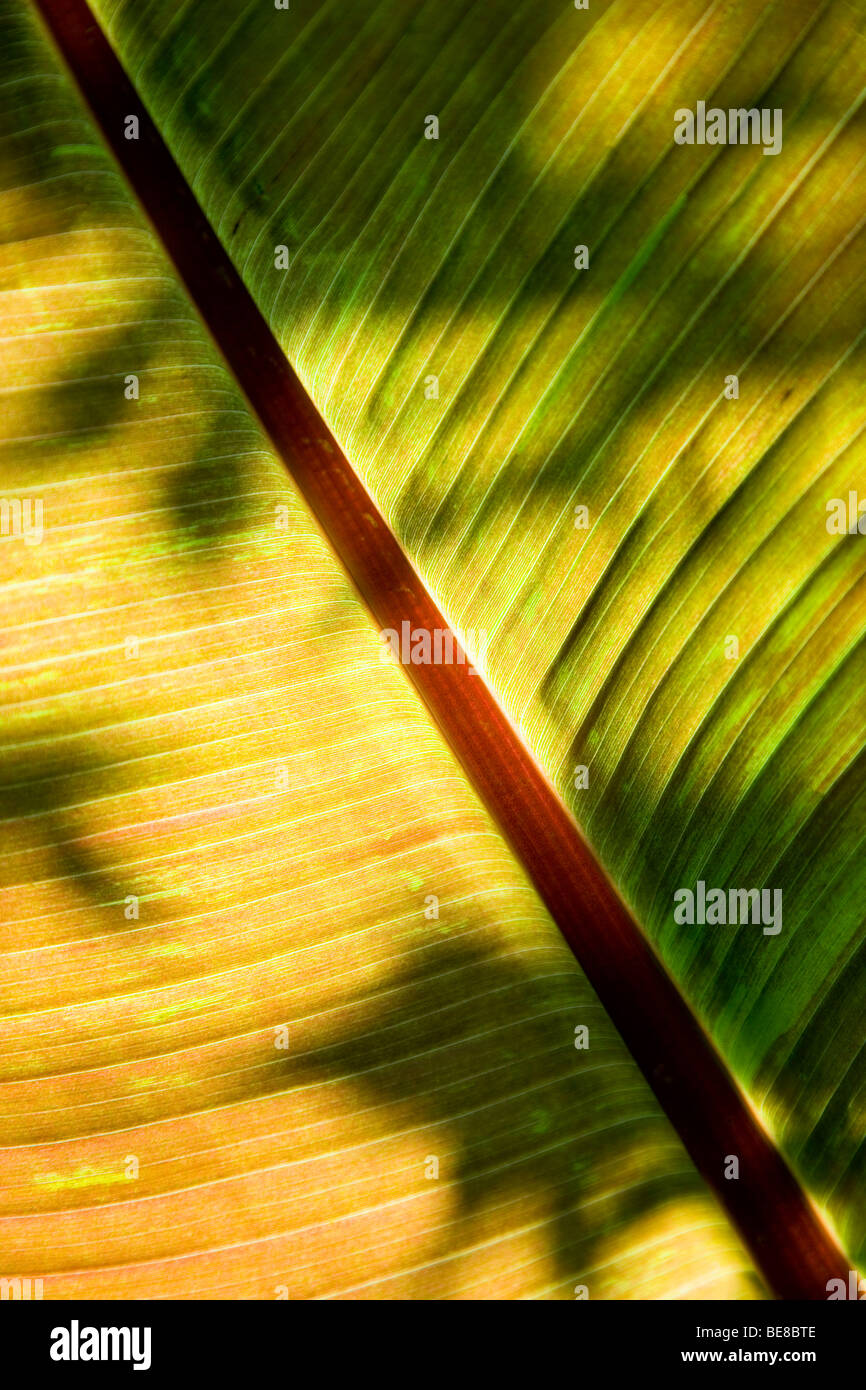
[1,0,862,1298]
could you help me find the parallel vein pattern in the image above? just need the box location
[0,3,762,1299]
[91,0,866,1268]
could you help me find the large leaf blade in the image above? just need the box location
[85,0,866,1270]
[0,0,769,1299]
